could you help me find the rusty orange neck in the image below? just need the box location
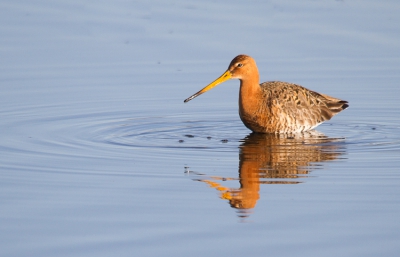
[239,74,262,115]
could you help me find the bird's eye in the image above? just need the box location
[237,63,243,67]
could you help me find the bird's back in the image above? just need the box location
[243,81,349,133]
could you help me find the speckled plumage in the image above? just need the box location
[184,55,349,133]
[240,81,348,133]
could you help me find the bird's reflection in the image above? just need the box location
[187,131,346,220]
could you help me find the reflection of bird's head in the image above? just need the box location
[229,196,258,210]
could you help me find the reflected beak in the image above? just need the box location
[184,70,232,103]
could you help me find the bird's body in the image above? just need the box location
[184,55,348,133]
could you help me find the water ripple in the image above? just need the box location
[2,107,400,164]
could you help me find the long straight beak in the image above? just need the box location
[184,70,232,103]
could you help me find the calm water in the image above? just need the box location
[1,1,400,256]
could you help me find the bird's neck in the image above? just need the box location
[239,77,262,111]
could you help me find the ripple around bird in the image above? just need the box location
[2,104,399,166]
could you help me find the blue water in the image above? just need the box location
[1,1,400,256]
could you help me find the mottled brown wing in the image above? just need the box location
[261,81,348,129]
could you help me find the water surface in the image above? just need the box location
[1,1,400,256]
